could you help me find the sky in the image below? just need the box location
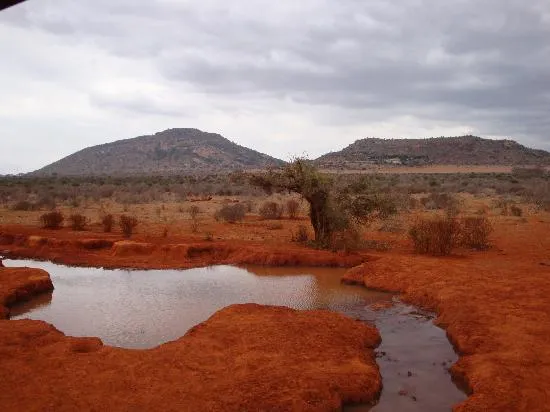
[0,0,549,174]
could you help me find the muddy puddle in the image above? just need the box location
[5,259,466,410]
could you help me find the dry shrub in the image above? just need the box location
[330,226,363,253]
[188,205,200,232]
[36,195,56,210]
[286,199,300,219]
[378,217,404,233]
[69,214,88,231]
[460,216,492,250]
[409,215,460,256]
[512,166,547,178]
[495,198,513,215]
[510,205,523,217]
[119,215,138,238]
[188,205,200,219]
[410,215,493,255]
[532,185,550,211]
[12,200,35,211]
[214,204,246,223]
[244,199,255,213]
[259,201,283,220]
[102,214,114,233]
[363,239,393,251]
[292,225,309,243]
[40,211,64,229]
[421,193,459,211]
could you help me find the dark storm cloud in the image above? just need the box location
[1,0,549,154]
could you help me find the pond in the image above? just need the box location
[5,259,466,411]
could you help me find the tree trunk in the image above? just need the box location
[307,191,330,244]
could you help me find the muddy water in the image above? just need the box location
[6,259,466,410]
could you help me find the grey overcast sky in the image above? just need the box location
[1,0,549,173]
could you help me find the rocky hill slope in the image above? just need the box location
[33,129,284,176]
[316,135,550,169]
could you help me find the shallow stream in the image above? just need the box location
[5,259,466,411]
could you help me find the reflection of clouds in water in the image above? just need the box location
[7,260,391,348]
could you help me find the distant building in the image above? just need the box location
[384,157,403,165]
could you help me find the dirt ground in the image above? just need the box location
[343,213,550,411]
[1,196,550,411]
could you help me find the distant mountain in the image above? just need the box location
[32,128,285,176]
[316,136,550,168]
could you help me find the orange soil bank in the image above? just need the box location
[0,268,381,411]
[2,214,550,411]
[343,217,550,411]
[0,267,53,319]
[0,226,367,269]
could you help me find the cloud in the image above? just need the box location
[0,0,549,173]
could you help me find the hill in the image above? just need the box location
[316,136,550,169]
[33,128,285,176]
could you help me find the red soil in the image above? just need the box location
[0,267,381,411]
[2,214,550,411]
[343,217,550,411]
[0,225,367,269]
[0,267,53,319]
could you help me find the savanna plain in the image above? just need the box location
[1,166,549,411]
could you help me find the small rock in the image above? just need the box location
[407,371,413,377]
[398,389,408,396]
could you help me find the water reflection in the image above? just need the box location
[8,291,52,317]
[6,260,392,349]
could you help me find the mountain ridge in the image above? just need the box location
[32,132,550,176]
[315,135,550,169]
[32,128,285,176]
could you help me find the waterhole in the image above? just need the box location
[6,259,466,411]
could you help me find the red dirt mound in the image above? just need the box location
[0,267,53,319]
